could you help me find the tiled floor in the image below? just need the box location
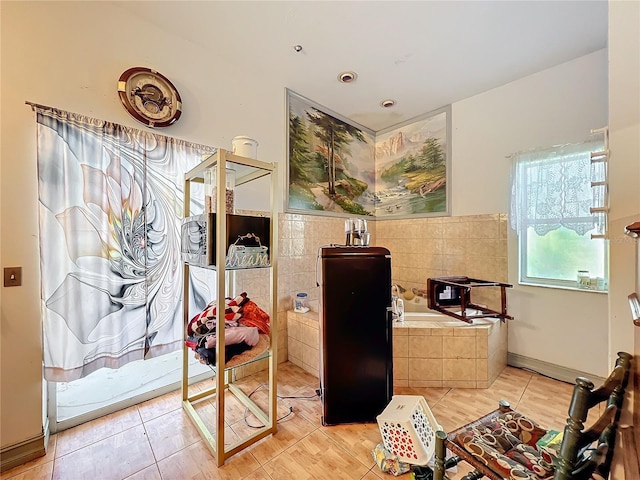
[2,362,579,480]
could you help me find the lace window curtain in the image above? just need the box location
[34,105,216,382]
[509,140,604,237]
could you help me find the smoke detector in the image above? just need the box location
[338,71,357,83]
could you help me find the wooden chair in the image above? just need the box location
[432,351,632,480]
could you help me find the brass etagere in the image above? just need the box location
[181,148,278,466]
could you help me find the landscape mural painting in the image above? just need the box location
[372,110,448,217]
[287,90,376,216]
[286,89,449,218]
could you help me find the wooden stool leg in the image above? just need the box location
[433,431,447,480]
[433,430,464,480]
[555,377,594,479]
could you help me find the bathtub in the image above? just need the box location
[286,302,507,389]
[398,297,500,327]
[397,310,500,328]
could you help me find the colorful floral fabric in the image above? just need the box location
[187,294,246,336]
[505,443,554,478]
[184,292,271,367]
[496,412,548,447]
[452,411,554,480]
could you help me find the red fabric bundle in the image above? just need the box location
[238,300,270,334]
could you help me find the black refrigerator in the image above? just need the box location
[318,246,393,425]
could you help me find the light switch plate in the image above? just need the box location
[4,267,22,287]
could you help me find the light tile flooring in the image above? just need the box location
[2,362,580,480]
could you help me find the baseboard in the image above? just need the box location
[0,428,47,473]
[507,353,607,386]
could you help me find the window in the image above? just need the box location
[510,141,607,289]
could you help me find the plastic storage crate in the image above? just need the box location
[376,395,442,465]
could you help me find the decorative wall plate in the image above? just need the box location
[117,67,182,127]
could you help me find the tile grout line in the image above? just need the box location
[138,405,162,477]
[252,422,320,476]
[315,427,376,472]
[53,419,143,461]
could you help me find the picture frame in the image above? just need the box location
[286,88,451,219]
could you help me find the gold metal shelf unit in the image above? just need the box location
[181,149,278,466]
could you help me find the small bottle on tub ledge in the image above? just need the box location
[390,284,404,322]
[294,292,310,313]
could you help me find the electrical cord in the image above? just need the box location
[276,392,320,400]
[242,383,320,429]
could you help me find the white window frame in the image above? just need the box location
[518,224,608,290]
[513,147,608,290]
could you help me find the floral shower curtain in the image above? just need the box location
[34,106,215,382]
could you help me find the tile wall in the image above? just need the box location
[236,212,508,369]
[375,214,509,311]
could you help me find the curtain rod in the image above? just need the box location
[504,132,607,160]
[25,100,50,110]
[25,101,216,153]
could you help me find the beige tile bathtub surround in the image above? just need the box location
[286,310,507,388]
[287,310,320,377]
[393,317,507,388]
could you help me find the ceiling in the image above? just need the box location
[119,1,608,132]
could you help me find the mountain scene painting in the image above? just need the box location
[372,111,448,217]
[287,90,448,218]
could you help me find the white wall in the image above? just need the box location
[1,1,289,450]
[608,0,640,367]
[1,0,629,454]
[451,50,608,216]
[452,50,610,378]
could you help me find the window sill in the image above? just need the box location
[518,282,608,294]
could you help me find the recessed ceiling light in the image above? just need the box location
[338,71,357,83]
[380,99,396,108]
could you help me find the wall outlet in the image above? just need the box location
[4,267,22,287]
